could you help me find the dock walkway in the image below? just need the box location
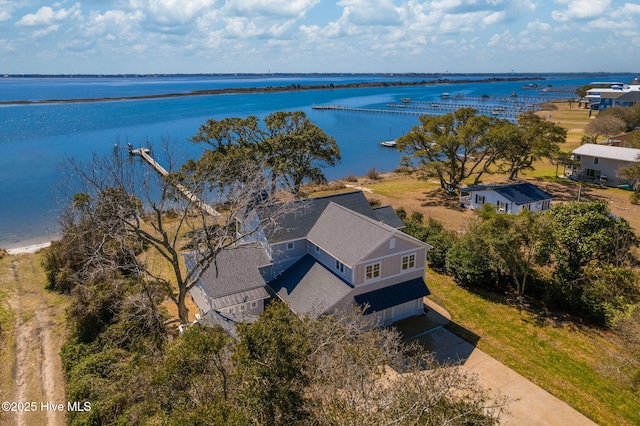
[130,148,220,217]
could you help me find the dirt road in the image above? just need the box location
[0,253,69,426]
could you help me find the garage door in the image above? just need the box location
[391,298,421,323]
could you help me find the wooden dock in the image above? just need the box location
[130,148,220,217]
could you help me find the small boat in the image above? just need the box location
[380,140,397,148]
[440,92,450,99]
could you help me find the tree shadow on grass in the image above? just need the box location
[419,188,467,211]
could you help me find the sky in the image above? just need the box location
[1,0,639,74]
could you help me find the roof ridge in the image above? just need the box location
[324,201,399,233]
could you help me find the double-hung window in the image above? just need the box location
[365,263,380,280]
[335,260,345,274]
[401,254,416,270]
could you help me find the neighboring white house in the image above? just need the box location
[567,144,640,187]
[459,182,553,214]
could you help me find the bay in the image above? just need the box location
[0,74,632,248]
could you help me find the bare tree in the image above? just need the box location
[303,306,507,425]
[59,140,295,323]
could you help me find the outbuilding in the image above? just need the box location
[460,182,553,214]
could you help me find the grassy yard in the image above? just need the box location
[426,269,640,425]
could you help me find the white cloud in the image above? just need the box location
[83,9,144,39]
[224,0,321,18]
[0,0,17,23]
[483,11,505,25]
[15,3,81,27]
[620,3,640,14]
[487,32,502,46]
[551,0,611,22]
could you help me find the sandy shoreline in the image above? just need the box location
[6,241,52,255]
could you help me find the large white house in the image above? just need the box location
[567,144,640,187]
[459,182,553,214]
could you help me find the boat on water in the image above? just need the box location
[440,92,451,99]
[380,140,397,148]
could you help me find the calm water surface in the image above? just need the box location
[0,74,632,248]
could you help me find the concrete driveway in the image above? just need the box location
[394,299,597,426]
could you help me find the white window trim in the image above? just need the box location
[335,259,345,274]
[365,262,381,281]
[401,253,416,270]
[286,241,295,250]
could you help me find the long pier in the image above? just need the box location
[312,103,522,120]
[312,104,423,115]
[130,148,220,217]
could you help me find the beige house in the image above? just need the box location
[189,191,432,329]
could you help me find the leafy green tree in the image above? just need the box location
[473,205,549,300]
[233,302,311,425]
[153,324,244,425]
[536,201,639,324]
[579,264,640,326]
[402,215,457,271]
[619,156,640,192]
[396,107,506,191]
[446,231,497,287]
[538,200,637,282]
[498,112,567,179]
[190,111,340,196]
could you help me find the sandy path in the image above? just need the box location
[2,255,68,426]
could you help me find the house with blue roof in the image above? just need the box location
[188,191,432,328]
[460,182,553,214]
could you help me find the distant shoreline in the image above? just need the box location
[0,76,545,106]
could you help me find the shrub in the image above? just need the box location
[366,167,379,180]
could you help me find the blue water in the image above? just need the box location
[0,74,634,248]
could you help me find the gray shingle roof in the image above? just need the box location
[268,254,353,318]
[354,278,430,314]
[463,182,552,205]
[209,287,270,311]
[198,310,260,337]
[258,191,382,244]
[307,202,400,266]
[184,244,271,301]
[372,205,406,229]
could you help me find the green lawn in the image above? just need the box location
[426,269,640,426]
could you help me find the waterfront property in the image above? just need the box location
[188,191,431,328]
[459,182,553,214]
[586,77,640,111]
[567,144,640,187]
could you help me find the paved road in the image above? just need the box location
[395,299,597,426]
